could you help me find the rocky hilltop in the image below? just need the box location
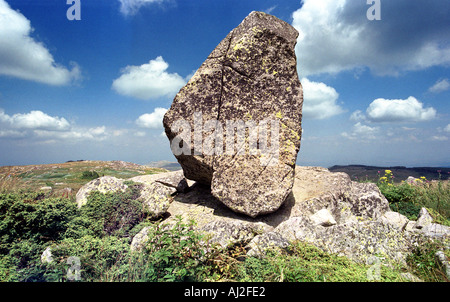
[75,166,449,270]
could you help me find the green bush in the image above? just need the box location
[139,217,209,282]
[80,170,100,180]
[79,184,145,238]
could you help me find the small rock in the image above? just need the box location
[421,223,450,238]
[415,208,433,229]
[130,226,151,252]
[246,232,290,258]
[381,211,410,231]
[41,247,53,264]
[139,182,174,219]
[310,209,336,227]
[400,272,423,282]
[76,176,128,208]
[435,251,450,279]
[39,186,52,192]
[201,220,257,249]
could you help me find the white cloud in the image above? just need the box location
[350,110,366,122]
[431,135,448,141]
[366,96,436,123]
[118,0,165,15]
[0,0,80,85]
[292,0,450,77]
[112,56,186,100]
[429,78,450,93]
[445,124,450,133]
[136,107,167,129]
[1,109,70,131]
[342,122,379,140]
[301,77,344,120]
[0,108,112,142]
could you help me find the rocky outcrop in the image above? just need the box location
[75,167,449,268]
[163,11,303,218]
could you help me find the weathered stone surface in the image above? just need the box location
[130,170,189,193]
[130,226,151,252]
[381,211,410,231]
[138,182,173,219]
[416,207,433,229]
[76,176,128,208]
[246,232,290,258]
[310,209,336,227]
[200,220,260,249]
[163,11,303,217]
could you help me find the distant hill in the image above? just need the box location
[328,165,450,183]
[146,160,182,171]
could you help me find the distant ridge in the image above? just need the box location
[328,165,450,182]
[146,160,181,171]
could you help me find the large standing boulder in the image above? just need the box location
[163,11,303,217]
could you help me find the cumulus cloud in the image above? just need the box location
[0,109,70,131]
[118,0,165,15]
[342,122,379,140]
[429,78,450,93]
[112,56,186,100]
[445,124,450,133]
[0,0,80,85]
[301,77,344,120]
[0,108,111,142]
[366,96,436,123]
[136,107,167,129]
[292,0,450,77]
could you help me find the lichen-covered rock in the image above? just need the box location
[76,176,128,208]
[274,216,411,265]
[138,182,174,219]
[163,11,303,217]
[130,170,189,193]
[200,220,259,249]
[415,207,433,229]
[246,232,290,258]
[130,226,151,252]
[381,211,410,230]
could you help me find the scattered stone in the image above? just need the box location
[138,182,174,219]
[130,226,151,252]
[41,247,53,264]
[381,211,410,231]
[246,232,290,258]
[416,208,433,229]
[435,251,450,279]
[163,11,303,218]
[76,176,128,208]
[421,223,450,238]
[39,186,52,192]
[400,272,423,282]
[200,220,258,249]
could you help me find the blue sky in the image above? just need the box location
[0,0,449,167]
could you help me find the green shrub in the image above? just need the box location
[406,240,449,282]
[139,217,209,282]
[80,170,100,180]
[79,184,145,238]
[389,201,422,220]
